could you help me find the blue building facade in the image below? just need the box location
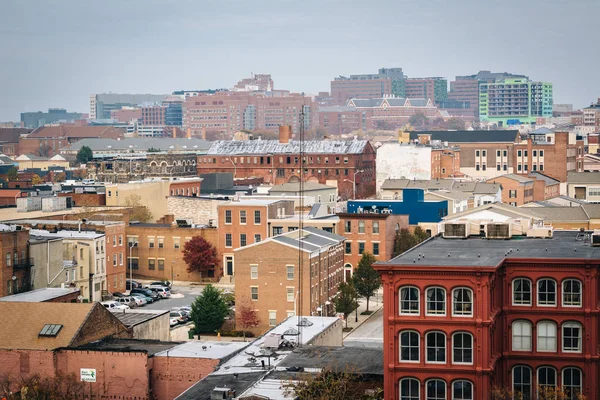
[347,189,448,224]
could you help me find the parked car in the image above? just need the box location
[179,305,192,314]
[169,311,186,324]
[131,288,160,301]
[126,279,142,291]
[130,293,148,306]
[145,282,172,291]
[131,292,154,304]
[151,287,171,299]
[112,292,126,298]
[172,307,190,320]
[116,296,137,308]
[169,317,179,327]
[145,280,172,289]
[101,301,129,310]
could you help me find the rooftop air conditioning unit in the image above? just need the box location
[527,226,553,239]
[443,222,468,238]
[591,231,600,247]
[486,223,512,239]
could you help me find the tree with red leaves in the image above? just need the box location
[182,236,218,280]
[236,296,261,341]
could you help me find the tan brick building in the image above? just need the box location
[337,213,408,280]
[126,221,220,282]
[234,227,345,334]
[487,174,535,206]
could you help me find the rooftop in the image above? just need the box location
[279,346,384,375]
[0,288,80,302]
[245,227,345,254]
[529,172,560,185]
[206,139,369,155]
[379,231,600,268]
[111,309,169,327]
[409,130,519,143]
[269,182,335,193]
[489,173,534,184]
[29,229,105,240]
[63,137,212,153]
[73,338,181,357]
[154,341,249,360]
[567,171,600,184]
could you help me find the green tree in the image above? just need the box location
[6,167,18,181]
[353,252,380,312]
[283,367,383,400]
[392,227,430,258]
[76,145,93,164]
[413,226,430,242]
[31,174,43,185]
[446,117,465,130]
[333,282,358,328]
[191,284,229,333]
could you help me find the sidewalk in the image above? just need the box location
[343,288,383,337]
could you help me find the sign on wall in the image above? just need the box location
[80,368,96,382]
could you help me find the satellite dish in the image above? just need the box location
[372,205,377,209]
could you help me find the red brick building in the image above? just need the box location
[19,126,125,157]
[198,127,376,199]
[0,227,31,297]
[374,228,600,400]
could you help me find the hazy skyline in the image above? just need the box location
[1,0,598,122]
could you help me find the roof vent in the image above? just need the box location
[592,231,600,247]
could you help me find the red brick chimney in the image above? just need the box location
[279,125,291,144]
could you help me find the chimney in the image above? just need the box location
[201,127,206,140]
[172,127,176,139]
[279,125,291,144]
[187,128,191,139]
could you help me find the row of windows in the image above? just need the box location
[344,220,379,234]
[511,366,581,400]
[517,149,545,158]
[399,287,473,316]
[5,250,26,267]
[224,210,261,224]
[345,241,379,256]
[251,265,294,280]
[511,320,582,353]
[225,233,261,248]
[399,331,472,364]
[512,278,582,307]
[399,378,472,400]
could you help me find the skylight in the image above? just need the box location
[39,324,63,337]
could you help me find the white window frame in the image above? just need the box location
[250,264,258,280]
[512,320,532,351]
[399,286,420,315]
[452,287,473,317]
[286,287,294,302]
[451,380,473,400]
[426,287,446,316]
[512,365,532,400]
[425,331,446,364]
[537,278,556,306]
[512,278,532,306]
[286,265,294,280]
[426,379,446,400]
[562,367,582,397]
[537,321,557,352]
[268,310,276,326]
[250,286,258,301]
[537,366,557,391]
[399,330,420,363]
[399,378,420,400]
[452,332,473,365]
[562,322,582,353]
[562,279,582,307]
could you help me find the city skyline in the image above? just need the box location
[0,0,598,121]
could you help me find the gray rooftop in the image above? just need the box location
[73,338,180,357]
[0,288,79,302]
[279,346,383,375]
[380,231,600,267]
[491,174,534,184]
[111,309,169,327]
[567,172,600,184]
[409,130,519,143]
[206,139,368,155]
[154,341,248,359]
[63,138,212,153]
[176,372,267,400]
[529,172,560,185]
[269,182,335,193]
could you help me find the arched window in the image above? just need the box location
[400,378,420,400]
[452,332,472,364]
[562,367,582,399]
[400,286,420,315]
[426,287,446,315]
[512,320,532,351]
[537,321,557,352]
[562,322,582,353]
[562,279,582,307]
[513,365,532,400]
[399,331,420,362]
[537,366,557,391]
[452,287,473,316]
[426,331,446,363]
[513,278,532,305]
[537,278,556,306]
[426,379,446,400]
[452,380,472,400]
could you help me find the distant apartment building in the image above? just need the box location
[447,71,528,117]
[583,98,600,130]
[479,78,553,126]
[198,127,376,199]
[90,94,168,120]
[21,108,84,129]
[330,67,405,105]
[403,77,447,105]
[110,107,142,123]
[163,97,184,126]
[232,74,273,92]
[513,129,584,182]
[234,227,345,334]
[487,174,535,206]
[0,226,32,298]
[183,92,314,137]
[140,105,166,126]
[19,126,125,157]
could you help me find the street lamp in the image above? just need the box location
[343,169,364,200]
[129,242,137,292]
[316,306,323,326]
[325,300,331,317]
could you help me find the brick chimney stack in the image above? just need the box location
[279,125,291,144]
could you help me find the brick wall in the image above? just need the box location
[0,349,55,388]
[71,304,130,347]
[151,357,219,400]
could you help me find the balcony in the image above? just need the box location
[13,258,34,270]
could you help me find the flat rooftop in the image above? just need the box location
[154,341,248,360]
[72,338,181,357]
[380,231,600,267]
[279,346,383,375]
[0,287,79,302]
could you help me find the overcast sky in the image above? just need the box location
[0,0,598,121]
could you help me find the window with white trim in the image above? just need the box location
[512,320,532,351]
[452,288,472,316]
[400,286,419,315]
[452,333,473,364]
[562,368,582,399]
[426,331,446,363]
[537,278,556,306]
[426,287,446,315]
[562,322,582,353]
[562,279,582,307]
[250,265,258,279]
[399,331,420,362]
[426,379,446,400]
[537,366,557,391]
[452,380,473,400]
[400,378,420,400]
[512,365,532,400]
[536,321,557,352]
[513,278,531,305]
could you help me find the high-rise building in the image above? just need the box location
[90,94,168,120]
[21,108,84,129]
[232,73,273,92]
[583,98,600,129]
[330,68,405,105]
[479,79,553,126]
[404,77,448,105]
[163,97,183,126]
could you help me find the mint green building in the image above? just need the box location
[479,79,553,126]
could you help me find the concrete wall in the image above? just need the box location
[167,196,224,225]
[376,144,432,194]
[106,180,170,222]
[308,318,344,347]
[30,238,65,291]
[151,356,220,400]
[132,313,170,341]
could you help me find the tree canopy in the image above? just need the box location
[236,295,260,341]
[6,167,18,181]
[190,284,229,333]
[76,145,93,164]
[182,236,218,278]
[334,282,358,328]
[392,227,430,257]
[353,252,381,312]
[124,194,153,222]
[283,367,382,400]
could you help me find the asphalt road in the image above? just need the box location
[344,307,383,348]
[140,285,205,311]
